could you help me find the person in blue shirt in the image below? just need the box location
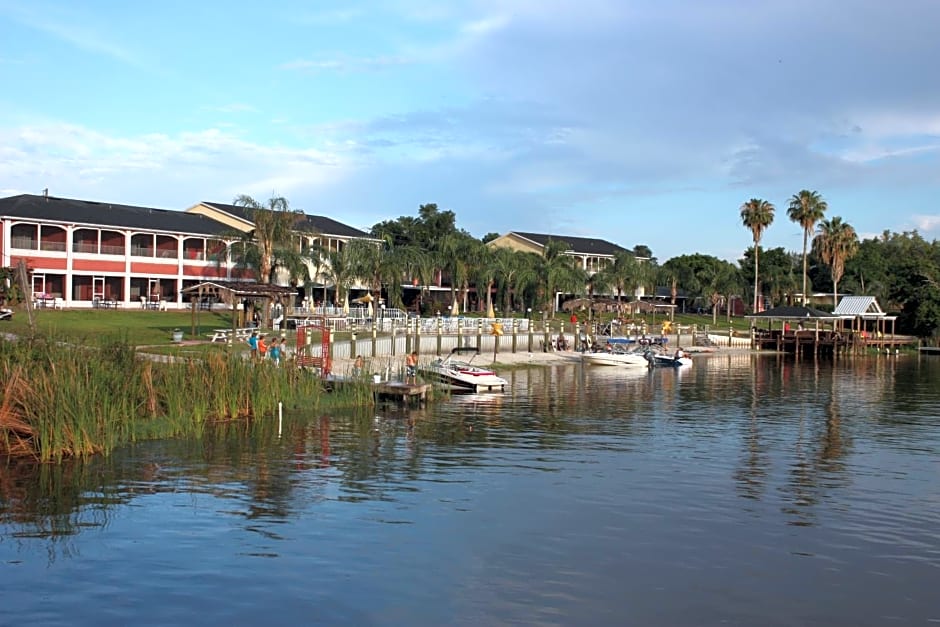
[268,340,281,366]
[247,331,259,361]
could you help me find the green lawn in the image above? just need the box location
[2,308,238,345]
[0,307,756,347]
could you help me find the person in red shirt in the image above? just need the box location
[257,334,268,359]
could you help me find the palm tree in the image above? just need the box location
[740,198,775,312]
[322,246,356,313]
[813,217,858,307]
[231,194,303,284]
[534,239,588,317]
[595,251,647,318]
[787,190,827,305]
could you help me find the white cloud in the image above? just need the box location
[280,54,412,73]
[0,1,150,70]
[0,122,352,210]
[912,215,940,233]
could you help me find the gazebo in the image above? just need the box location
[181,281,296,330]
[833,296,897,339]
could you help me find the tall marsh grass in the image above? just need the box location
[0,333,371,462]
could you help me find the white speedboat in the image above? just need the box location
[418,347,508,393]
[581,344,650,368]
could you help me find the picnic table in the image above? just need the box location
[208,327,257,343]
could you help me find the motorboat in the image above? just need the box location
[581,342,650,367]
[644,349,693,368]
[418,347,508,393]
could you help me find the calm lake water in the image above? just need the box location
[2,353,939,626]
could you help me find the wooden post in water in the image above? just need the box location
[371,318,378,358]
[415,317,421,356]
[436,314,443,356]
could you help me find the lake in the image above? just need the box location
[2,353,939,626]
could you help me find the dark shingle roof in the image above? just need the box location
[200,202,371,239]
[0,194,231,236]
[510,231,628,256]
[747,305,836,319]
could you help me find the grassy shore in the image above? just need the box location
[0,329,373,462]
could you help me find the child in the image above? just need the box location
[247,331,259,361]
[405,352,418,384]
[268,339,281,366]
[279,338,291,365]
[257,334,268,359]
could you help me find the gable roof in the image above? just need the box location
[198,202,371,239]
[833,296,885,318]
[181,280,295,301]
[0,194,231,236]
[747,305,836,319]
[507,231,628,256]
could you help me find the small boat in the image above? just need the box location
[581,343,650,367]
[644,349,693,368]
[418,347,508,393]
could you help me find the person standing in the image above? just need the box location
[268,339,281,366]
[405,352,418,384]
[257,334,268,360]
[247,331,259,361]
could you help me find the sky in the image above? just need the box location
[1,0,939,263]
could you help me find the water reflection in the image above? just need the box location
[2,354,940,624]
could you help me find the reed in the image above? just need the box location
[0,332,367,462]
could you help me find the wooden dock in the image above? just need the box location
[373,382,430,406]
[753,330,917,355]
[919,347,940,355]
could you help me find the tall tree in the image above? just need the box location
[534,239,588,317]
[231,194,302,285]
[787,190,827,304]
[595,251,648,317]
[740,198,775,312]
[322,246,356,312]
[813,217,859,307]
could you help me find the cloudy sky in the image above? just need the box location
[1,0,938,261]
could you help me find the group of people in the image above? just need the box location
[247,331,291,366]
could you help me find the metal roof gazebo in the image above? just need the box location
[181,280,296,332]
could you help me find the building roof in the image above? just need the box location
[181,280,295,301]
[198,201,371,239]
[833,296,885,318]
[507,231,628,256]
[746,305,837,320]
[0,194,231,235]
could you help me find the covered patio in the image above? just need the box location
[746,305,843,354]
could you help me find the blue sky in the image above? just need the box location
[1,0,939,262]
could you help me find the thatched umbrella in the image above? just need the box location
[562,297,593,312]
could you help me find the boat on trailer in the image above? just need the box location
[418,347,509,393]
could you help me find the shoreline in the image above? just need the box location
[332,345,760,372]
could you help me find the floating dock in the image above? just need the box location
[373,382,431,405]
